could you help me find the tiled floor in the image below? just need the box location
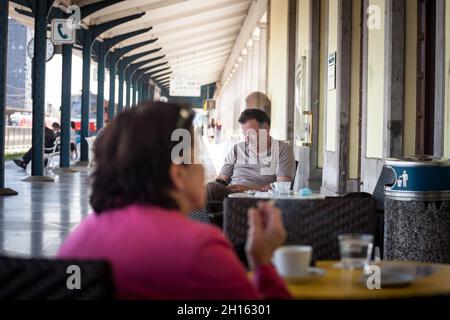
[0,140,221,258]
[0,162,92,258]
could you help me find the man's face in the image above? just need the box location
[241,120,270,148]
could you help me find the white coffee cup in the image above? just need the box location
[270,182,291,194]
[273,245,313,277]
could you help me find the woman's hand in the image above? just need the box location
[245,202,287,270]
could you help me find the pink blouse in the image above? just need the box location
[57,205,291,300]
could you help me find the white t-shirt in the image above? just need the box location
[219,139,296,186]
[70,128,77,144]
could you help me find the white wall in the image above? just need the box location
[366,0,385,159]
[267,0,289,141]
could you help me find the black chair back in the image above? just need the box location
[188,208,223,228]
[0,256,114,300]
[224,197,378,264]
[372,165,397,211]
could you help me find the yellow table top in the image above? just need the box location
[282,261,450,300]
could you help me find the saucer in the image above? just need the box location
[283,268,326,284]
[333,262,366,270]
[361,271,416,287]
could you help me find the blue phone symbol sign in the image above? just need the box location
[57,23,69,40]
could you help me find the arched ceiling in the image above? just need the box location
[9,0,252,88]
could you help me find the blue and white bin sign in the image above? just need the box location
[385,156,450,201]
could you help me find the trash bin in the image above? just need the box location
[383,156,450,264]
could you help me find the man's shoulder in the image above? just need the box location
[271,139,292,151]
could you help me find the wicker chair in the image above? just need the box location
[224,197,379,266]
[188,207,223,227]
[188,208,212,224]
[0,256,114,300]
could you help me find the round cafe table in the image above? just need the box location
[282,261,450,300]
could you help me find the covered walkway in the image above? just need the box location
[0,0,450,303]
[1,0,256,188]
[0,162,91,257]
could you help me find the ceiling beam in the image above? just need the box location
[90,0,192,25]
[154,9,247,37]
[174,58,228,72]
[158,28,240,50]
[118,22,240,49]
[172,53,229,68]
[165,43,233,61]
[102,0,250,38]
[161,36,237,58]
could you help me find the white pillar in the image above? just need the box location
[234,64,242,131]
[246,41,254,96]
[251,35,260,92]
[238,58,245,115]
[240,55,247,112]
[258,23,268,93]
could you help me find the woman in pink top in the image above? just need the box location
[58,102,291,300]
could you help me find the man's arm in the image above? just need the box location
[276,143,296,182]
[215,174,231,185]
[215,145,237,185]
[276,176,292,182]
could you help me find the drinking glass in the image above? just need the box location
[338,234,374,269]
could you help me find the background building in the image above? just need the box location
[6,17,32,111]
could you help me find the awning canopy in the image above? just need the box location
[9,0,252,88]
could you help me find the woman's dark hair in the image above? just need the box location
[238,108,271,127]
[90,102,194,214]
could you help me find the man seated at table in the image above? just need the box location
[206,108,296,202]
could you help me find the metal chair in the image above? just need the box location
[291,160,299,191]
[188,207,223,228]
[85,137,97,168]
[44,137,60,169]
[0,256,114,300]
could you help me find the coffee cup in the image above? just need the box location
[270,182,291,194]
[273,245,312,277]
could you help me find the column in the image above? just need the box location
[81,29,92,162]
[108,59,116,120]
[0,0,17,194]
[258,23,268,93]
[96,43,105,132]
[251,33,261,92]
[31,0,48,177]
[248,46,253,97]
[60,45,72,168]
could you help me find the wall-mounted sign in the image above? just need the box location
[205,99,216,110]
[170,75,201,97]
[51,19,76,44]
[328,52,337,90]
